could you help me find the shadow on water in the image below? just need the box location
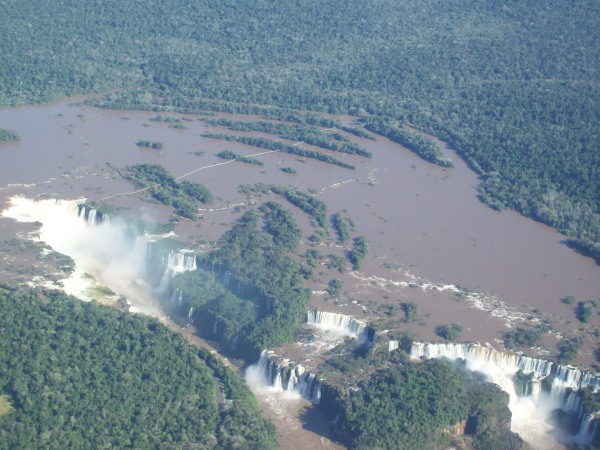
[561,239,600,266]
[298,405,346,450]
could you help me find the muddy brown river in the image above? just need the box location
[0,98,598,448]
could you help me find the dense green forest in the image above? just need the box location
[167,203,311,361]
[0,285,276,449]
[319,346,522,450]
[2,1,598,257]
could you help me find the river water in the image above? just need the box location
[1,98,598,448]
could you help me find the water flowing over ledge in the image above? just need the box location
[157,250,198,291]
[409,341,600,447]
[245,350,322,404]
[306,310,371,342]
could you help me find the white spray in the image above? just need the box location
[1,196,160,315]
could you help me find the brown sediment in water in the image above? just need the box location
[1,98,598,448]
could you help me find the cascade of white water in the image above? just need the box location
[307,310,369,341]
[170,288,183,305]
[575,414,598,445]
[74,203,108,226]
[230,334,239,352]
[388,340,400,352]
[2,197,160,312]
[187,306,194,322]
[158,251,197,291]
[410,342,600,447]
[245,350,322,404]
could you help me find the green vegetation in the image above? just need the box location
[513,371,535,397]
[205,118,371,157]
[240,184,328,229]
[436,323,463,341]
[0,285,276,449]
[135,140,163,150]
[259,112,375,140]
[280,166,296,174]
[124,164,212,219]
[348,236,368,270]
[203,133,355,169]
[503,327,544,350]
[216,149,263,166]
[364,118,452,168]
[169,205,310,361]
[576,300,597,324]
[331,213,350,244]
[557,337,584,363]
[402,301,417,323]
[579,387,600,420]
[327,279,342,297]
[3,1,597,260]
[327,254,347,273]
[149,115,186,128]
[326,356,520,450]
[0,129,19,141]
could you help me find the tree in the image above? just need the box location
[327,279,342,297]
[436,323,463,340]
[402,301,417,323]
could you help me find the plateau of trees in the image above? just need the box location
[0,285,277,449]
[124,164,212,219]
[321,347,522,450]
[167,204,310,361]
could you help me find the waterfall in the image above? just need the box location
[1,196,159,313]
[245,350,322,404]
[187,306,194,323]
[575,414,598,445]
[170,288,183,305]
[388,340,400,352]
[230,334,239,352]
[75,203,108,225]
[307,310,370,341]
[410,342,600,447]
[158,251,197,291]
